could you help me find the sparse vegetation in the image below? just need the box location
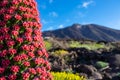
[44,38,114,51]
[69,41,109,50]
[95,61,109,69]
[117,72,120,77]
[44,38,120,79]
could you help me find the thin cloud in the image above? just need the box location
[66,19,70,22]
[41,19,48,24]
[78,12,85,17]
[116,20,120,27]
[49,11,58,17]
[40,5,46,9]
[82,22,93,25]
[109,20,120,30]
[77,5,82,8]
[77,1,94,9]
[47,26,53,30]
[74,12,85,19]
[49,0,53,4]
[82,1,93,8]
[58,25,64,28]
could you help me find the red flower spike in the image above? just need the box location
[0,0,52,80]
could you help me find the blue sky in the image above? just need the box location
[36,0,120,31]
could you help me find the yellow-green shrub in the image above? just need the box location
[53,50,68,56]
[44,40,52,50]
[51,72,86,80]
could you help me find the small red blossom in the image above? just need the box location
[24,32,31,37]
[37,50,43,56]
[35,58,44,65]
[2,27,9,33]
[29,21,34,27]
[26,28,32,33]
[8,48,17,55]
[22,45,29,51]
[23,61,30,67]
[41,71,47,78]
[11,30,18,36]
[0,67,5,74]
[34,29,40,35]
[23,22,29,28]
[0,36,4,41]
[7,8,14,14]
[0,50,7,57]
[18,0,22,3]
[28,52,35,58]
[23,13,30,19]
[25,36,32,42]
[39,76,46,80]
[22,72,30,80]
[28,68,36,75]
[13,55,22,62]
[0,8,5,14]
[0,44,3,49]
[13,25,20,31]
[0,21,6,26]
[0,76,6,80]
[35,17,40,22]
[32,42,39,48]
[36,67,42,74]
[33,36,40,41]
[23,0,30,5]
[19,6,26,12]
[1,1,8,7]
[16,37,23,43]
[4,34,11,40]
[42,49,49,58]
[4,14,11,21]
[8,74,17,80]
[47,72,53,79]
[12,0,19,5]
[2,59,10,68]
[7,41,15,47]
[29,45,35,51]
[46,65,51,71]
[15,14,22,20]
[20,54,28,60]
[33,77,39,80]
[11,65,19,73]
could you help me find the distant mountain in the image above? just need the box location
[42,24,120,42]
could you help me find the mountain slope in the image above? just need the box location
[42,24,120,41]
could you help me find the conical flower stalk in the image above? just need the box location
[0,0,52,80]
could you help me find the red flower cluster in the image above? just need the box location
[0,67,5,74]
[10,65,20,73]
[0,0,52,80]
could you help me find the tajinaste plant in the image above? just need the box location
[0,0,52,80]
